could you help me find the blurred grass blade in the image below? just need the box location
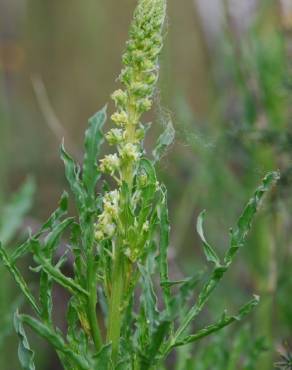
[0,178,35,245]
[14,311,36,370]
[83,106,106,197]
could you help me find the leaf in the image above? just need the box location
[41,191,69,231]
[172,296,260,348]
[168,273,202,320]
[160,280,189,287]
[44,217,74,255]
[32,248,89,297]
[39,272,53,323]
[0,177,35,245]
[0,243,40,314]
[11,192,69,262]
[61,143,86,210]
[40,217,74,323]
[93,343,112,369]
[157,187,171,312]
[196,210,220,266]
[162,172,279,356]
[66,298,89,359]
[138,263,159,331]
[20,314,90,370]
[140,320,171,370]
[14,311,36,370]
[224,171,280,266]
[152,120,175,163]
[83,106,107,197]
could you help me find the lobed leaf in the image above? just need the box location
[61,143,86,211]
[0,243,40,314]
[39,272,53,323]
[33,248,89,297]
[41,191,69,231]
[196,210,220,266]
[162,172,279,356]
[14,311,36,370]
[83,106,107,198]
[171,295,260,348]
[138,263,159,332]
[44,217,74,255]
[224,171,280,266]
[11,192,69,262]
[20,314,90,370]
[140,320,171,370]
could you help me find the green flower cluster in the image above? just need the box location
[95,0,166,242]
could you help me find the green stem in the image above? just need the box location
[107,246,125,364]
[87,254,103,351]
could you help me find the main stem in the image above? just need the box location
[107,246,125,364]
[87,257,103,350]
[107,102,137,363]
[86,227,103,351]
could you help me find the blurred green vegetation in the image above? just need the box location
[0,0,292,369]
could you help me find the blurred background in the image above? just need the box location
[1,0,292,369]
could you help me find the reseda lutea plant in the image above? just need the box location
[0,0,279,369]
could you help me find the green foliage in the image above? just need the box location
[0,1,279,369]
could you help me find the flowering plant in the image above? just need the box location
[0,0,279,369]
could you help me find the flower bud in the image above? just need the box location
[100,154,120,174]
[120,143,141,162]
[111,111,129,126]
[111,89,128,108]
[106,128,124,145]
